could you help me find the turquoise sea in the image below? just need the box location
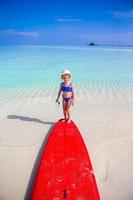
[0,45,133,101]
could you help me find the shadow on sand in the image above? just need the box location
[7,115,55,125]
[7,114,56,199]
[24,122,55,200]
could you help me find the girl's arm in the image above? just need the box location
[71,83,75,105]
[56,83,62,102]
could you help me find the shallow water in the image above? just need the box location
[0,45,133,103]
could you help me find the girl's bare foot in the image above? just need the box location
[62,118,67,122]
[67,118,71,123]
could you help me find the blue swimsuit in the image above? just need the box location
[61,82,72,102]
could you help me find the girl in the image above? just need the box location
[56,70,75,123]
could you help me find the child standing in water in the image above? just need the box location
[56,70,75,123]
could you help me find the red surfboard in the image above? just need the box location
[30,120,100,200]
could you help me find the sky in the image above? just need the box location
[0,0,133,45]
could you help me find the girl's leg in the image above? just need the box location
[62,99,67,121]
[66,99,72,123]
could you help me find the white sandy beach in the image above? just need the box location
[0,85,133,200]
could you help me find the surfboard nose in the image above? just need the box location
[30,119,101,200]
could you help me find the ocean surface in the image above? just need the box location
[0,45,133,104]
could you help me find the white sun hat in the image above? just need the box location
[61,69,72,79]
[62,69,71,75]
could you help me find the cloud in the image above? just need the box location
[108,10,133,19]
[76,31,133,44]
[55,18,83,22]
[0,29,39,37]
[95,32,133,44]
